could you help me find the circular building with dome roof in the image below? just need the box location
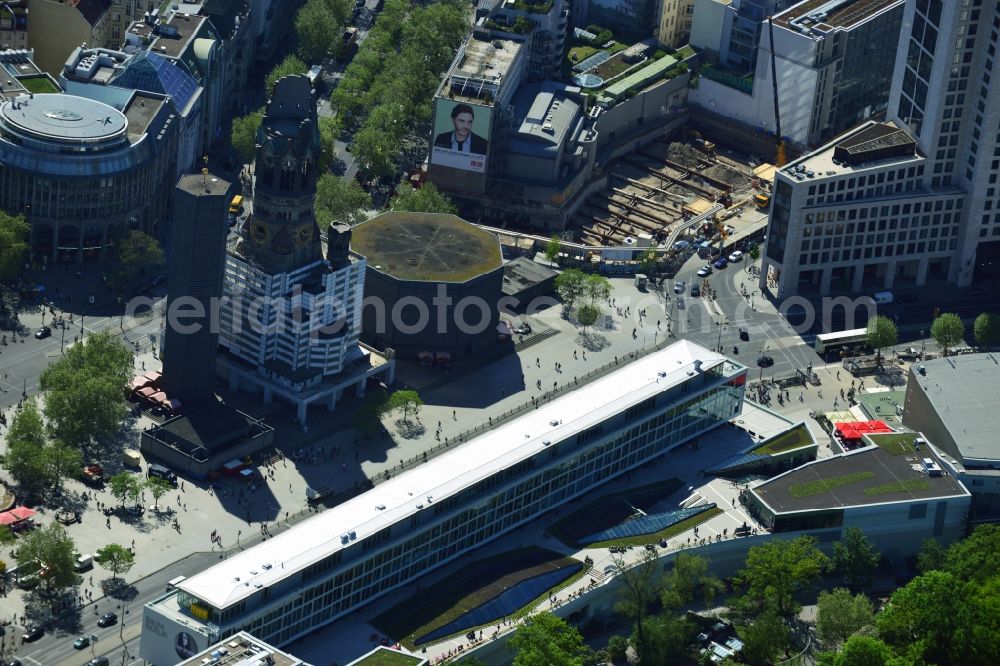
[351,211,504,362]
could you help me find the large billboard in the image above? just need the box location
[430,99,491,173]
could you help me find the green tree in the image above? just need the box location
[612,550,663,657]
[353,125,398,180]
[508,612,590,666]
[0,210,29,281]
[317,115,341,173]
[352,389,389,436]
[865,316,897,366]
[606,635,628,663]
[544,235,562,263]
[832,526,880,591]
[930,312,965,356]
[942,524,1000,583]
[661,552,724,610]
[816,588,875,648]
[916,537,945,574]
[231,108,263,164]
[389,182,458,214]
[107,230,164,289]
[2,399,82,499]
[876,570,964,664]
[973,312,1000,348]
[554,269,587,310]
[95,543,135,581]
[266,55,308,96]
[40,330,133,449]
[584,274,611,306]
[145,476,173,510]
[632,614,695,665]
[817,635,896,666]
[15,523,78,593]
[295,0,351,62]
[742,611,789,666]
[576,304,600,334]
[385,389,422,424]
[315,173,372,226]
[108,472,142,509]
[749,245,761,262]
[733,535,828,618]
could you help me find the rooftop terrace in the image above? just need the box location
[751,438,967,514]
[782,120,921,179]
[775,0,903,32]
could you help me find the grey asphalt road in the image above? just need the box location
[13,551,220,666]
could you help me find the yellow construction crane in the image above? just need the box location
[767,16,787,167]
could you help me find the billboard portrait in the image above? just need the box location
[431,100,491,173]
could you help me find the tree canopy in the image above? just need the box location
[554,269,588,310]
[0,210,29,282]
[108,472,143,509]
[16,523,78,593]
[576,304,600,333]
[315,173,373,226]
[39,330,134,449]
[295,0,351,63]
[265,55,308,96]
[544,235,562,263]
[508,612,591,666]
[2,399,82,500]
[930,312,965,355]
[145,476,174,510]
[95,543,135,580]
[661,552,724,611]
[973,312,999,348]
[865,316,897,366]
[385,389,422,424]
[107,230,164,289]
[613,550,664,656]
[389,182,457,214]
[732,535,828,617]
[742,611,789,666]
[832,527,881,591]
[816,588,875,648]
[231,108,263,165]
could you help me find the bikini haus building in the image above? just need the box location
[140,341,747,663]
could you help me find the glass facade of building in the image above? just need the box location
[160,361,745,649]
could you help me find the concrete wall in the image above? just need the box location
[26,0,92,75]
[596,72,689,148]
[690,0,728,56]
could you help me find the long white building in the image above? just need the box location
[140,341,747,664]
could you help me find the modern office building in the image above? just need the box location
[901,354,1000,516]
[140,341,747,664]
[0,83,178,263]
[351,211,504,362]
[160,173,232,407]
[689,0,905,151]
[720,0,799,72]
[743,435,970,555]
[219,75,393,424]
[760,0,1000,296]
[27,0,141,75]
[174,631,312,666]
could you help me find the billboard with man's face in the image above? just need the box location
[431,99,491,173]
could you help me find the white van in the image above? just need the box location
[74,553,93,571]
[873,291,894,304]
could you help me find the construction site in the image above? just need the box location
[570,133,776,252]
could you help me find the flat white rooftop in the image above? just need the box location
[178,340,732,609]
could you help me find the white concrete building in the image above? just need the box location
[689,0,905,150]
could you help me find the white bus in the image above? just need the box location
[814,327,869,355]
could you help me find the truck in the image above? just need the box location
[123,449,142,468]
[82,464,104,486]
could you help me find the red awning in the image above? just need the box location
[138,387,157,399]
[0,506,36,525]
[143,370,162,384]
[129,375,151,391]
[149,391,168,405]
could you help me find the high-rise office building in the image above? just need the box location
[759,0,1000,296]
[160,173,231,406]
[721,0,799,72]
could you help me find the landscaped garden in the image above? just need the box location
[371,547,584,650]
[750,423,814,455]
[863,478,931,496]
[869,432,917,455]
[788,471,875,498]
[351,649,425,666]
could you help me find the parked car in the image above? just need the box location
[757,355,775,368]
[696,265,712,277]
[34,326,51,339]
[22,626,43,642]
[674,281,685,294]
[728,250,744,263]
[690,284,700,297]
[73,636,90,650]
[714,257,729,269]
[97,612,117,627]
[739,328,750,341]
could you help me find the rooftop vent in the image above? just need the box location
[693,359,703,372]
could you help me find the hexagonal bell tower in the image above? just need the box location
[242,75,322,273]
